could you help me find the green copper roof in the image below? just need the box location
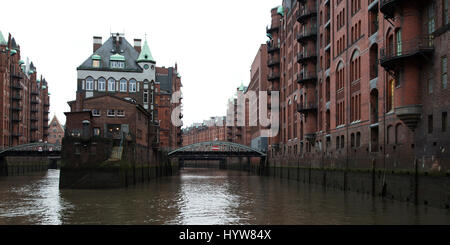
[37,79,41,83]
[28,70,34,75]
[91,54,101,60]
[137,39,155,63]
[18,60,24,65]
[48,92,51,95]
[238,82,246,91]
[42,85,47,89]
[277,6,284,16]
[10,49,17,55]
[110,53,125,61]
[0,31,6,45]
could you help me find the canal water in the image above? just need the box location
[0,168,449,225]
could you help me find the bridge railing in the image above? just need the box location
[0,142,62,154]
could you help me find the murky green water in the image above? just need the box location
[0,168,449,225]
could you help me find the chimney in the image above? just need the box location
[93,36,102,52]
[134,39,142,53]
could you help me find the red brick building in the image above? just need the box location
[67,33,183,152]
[264,0,450,171]
[182,117,227,146]
[65,95,151,148]
[0,31,50,150]
[47,116,64,145]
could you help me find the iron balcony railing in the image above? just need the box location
[268,71,281,81]
[296,7,317,23]
[12,94,21,101]
[296,70,317,84]
[267,57,281,67]
[266,23,280,33]
[30,117,38,122]
[297,27,318,43]
[297,50,317,64]
[297,101,318,113]
[31,90,39,95]
[267,40,281,53]
[379,35,434,68]
[11,82,22,90]
[31,99,38,104]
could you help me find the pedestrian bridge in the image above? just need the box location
[168,141,266,159]
[0,142,61,157]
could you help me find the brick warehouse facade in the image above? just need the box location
[182,0,449,173]
[47,115,64,145]
[0,31,50,150]
[66,33,183,152]
[264,0,450,172]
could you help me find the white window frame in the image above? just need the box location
[129,79,137,93]
[120,79,127,92]
[117,110,125,117]
[92,109,101,117]
[107,109,115,117]
[108,78,116,92]
[98,78,106,91]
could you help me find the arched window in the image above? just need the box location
[98,77,106,91]
[120,79,127,92]
[395,123,404,144]
[350,50,360,82]
[85,77,94,91]
[129,79,137,93]
[108,78,116,92]
[356,132,361,147]
[336,62,344,90]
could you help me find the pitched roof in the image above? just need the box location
[77,35,142,72]
[137,39,155,63]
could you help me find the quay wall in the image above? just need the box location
[59,136,179,189]
[0,156,51,176]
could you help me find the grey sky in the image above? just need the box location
[1,0,280,127]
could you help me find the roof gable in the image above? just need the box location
[78,36,142,72]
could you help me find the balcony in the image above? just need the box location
[31,108,38,113]
[12,95,21,101]
[267,41,280,53]
[380,0,431,19]
[11,72,23,80]
[31,99,38,104]
[267,72,281,82]
[266,23,280,34]
[44,103,50,107]
[380,36,434,70]
[31,90,39,96]
[12,116,21,123]
[297,50,317,64]
[296,7,317,24]
[296,71,317,85]
[44,118,49,122]
[297,27,317,43]
[44,125,50,129]
[11,106,22,111]
[11,82,22,90]
[297,101,318,113]
[30,127,38,131]
[267,57,280,67]
[31,117,38,122]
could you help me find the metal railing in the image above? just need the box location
[297,26,318,41]
[380,36,434,64]
[297,101,318,112]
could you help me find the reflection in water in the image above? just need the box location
[0,168,449,225]
[0,170,68,225]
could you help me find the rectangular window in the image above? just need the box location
[107,109,115,117]
[442,56,448,89]
[110,61,125,69]
[117,110,125,117]
[93,128,101,136]
[443,112,448,132]
[445,0,449,25]
[92,109,100,117]
[428,115,433,134]
[428,78,434,94]
[92,60,100,68]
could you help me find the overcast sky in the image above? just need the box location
[1,0,280,127]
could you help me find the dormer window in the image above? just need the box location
[92,55,101,68]
[110,54,125,69]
